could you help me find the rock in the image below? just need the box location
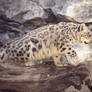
[1,0,92,30]
[5,0,48,23]
[39,0,92,23]
[0,14,22,45]
[65,85,91,92]
[0,0,92,23]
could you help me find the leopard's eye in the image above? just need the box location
[87,32,91,37]
[88,34,91,37]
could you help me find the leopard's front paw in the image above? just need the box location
[25,62,35,67]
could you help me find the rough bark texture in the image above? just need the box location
[0,61,91,92]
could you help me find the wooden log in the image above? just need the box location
[0,61,91,92]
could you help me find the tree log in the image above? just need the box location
[0,61,91,92]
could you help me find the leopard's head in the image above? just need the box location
[78,23,92,44]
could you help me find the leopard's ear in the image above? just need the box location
[80,23,88,32]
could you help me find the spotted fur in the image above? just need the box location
[0,22,92,66]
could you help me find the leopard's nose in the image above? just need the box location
[84,41,89,44]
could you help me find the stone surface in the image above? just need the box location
[1,0,92,23]
[39,0,92,23]
[65,85,91,92]
[5,0,48,22]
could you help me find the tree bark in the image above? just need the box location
[0,61,91,92]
